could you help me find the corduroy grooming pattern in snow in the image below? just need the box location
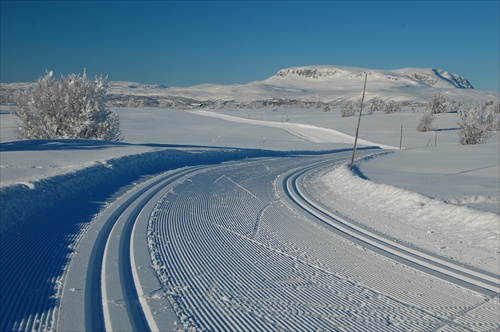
[148,153,497,331]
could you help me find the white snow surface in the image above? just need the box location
[311,163,499,273]
[1,100,499,331]
[110,65,499,104]
[1,105,498,251]
[3,65,499,106]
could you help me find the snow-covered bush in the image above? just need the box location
[340,101,357,118]
[446,98,460,113]
[14,70,122,141]
[493,102,500,130]
[458,104,498,145]
[384,100,401,114]
[416,108,435,132]
[427,91,447,114]
[416,92,447,132]
[368,97,384,114]
[493,101,500,113]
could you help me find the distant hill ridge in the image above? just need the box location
[2,66,497,109]
[271,66,473,89]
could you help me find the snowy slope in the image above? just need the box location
[0,66,499,331]
[270,65,473,88]
[2,66,498,107]
[109,65,498,105]
[1,105,499,332]
[117,66,497,105]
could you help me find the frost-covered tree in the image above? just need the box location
[493,102,500,114]
[384,100,401,114]
[416,108,435,132]
[458,104,498,145]
[447,98,459,113]
[427,91,447,114]
[340,101,357,118]
[14,70,121,141]
[368,97,384,114]
[492,102,500,130]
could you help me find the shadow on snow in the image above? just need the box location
[0,142,380,331]
[0,139,223,152]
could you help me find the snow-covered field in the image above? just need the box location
[1,103,499,331]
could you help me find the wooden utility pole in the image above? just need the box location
[350,73,368,169]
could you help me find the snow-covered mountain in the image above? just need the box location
[272,66,473,89]
[101,65,500,107]
[1,66,498,108]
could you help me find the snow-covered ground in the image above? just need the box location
[193,107,500,271]
[106,66,500,105]
[4,66,499,109]
[1,104,499,331]
[3,106,498,214]
[202,107,500,212]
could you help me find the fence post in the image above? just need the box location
[400,125,403,150]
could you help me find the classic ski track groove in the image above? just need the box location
[52,152,500,331]
[97,166,208,331]
[145,154,499,331]
[283,161,500,296]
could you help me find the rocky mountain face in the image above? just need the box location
[270,66,473,89]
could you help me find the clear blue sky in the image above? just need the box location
[1,1,499,91]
